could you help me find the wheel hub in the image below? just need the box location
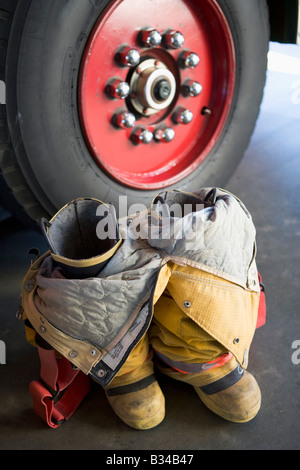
[129,58,177,116]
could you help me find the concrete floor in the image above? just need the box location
[0,42,300,451]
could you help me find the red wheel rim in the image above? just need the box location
[79,0,236,189]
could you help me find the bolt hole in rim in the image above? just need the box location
[79,0,236,189]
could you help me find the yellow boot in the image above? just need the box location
[105,335,165,430]
[155,354,261,423]
[194,370,261,423]
[151,286,261,424]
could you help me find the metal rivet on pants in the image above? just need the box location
[24,280,35,292]
[233,337,240,345]
[97,369,106,378]
[69,350,78,359]
[39,325,46,334]
[90,349,97,357]
[184,301,191,308]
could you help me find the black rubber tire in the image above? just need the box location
[0,0,269,222]
[0,0,41,226]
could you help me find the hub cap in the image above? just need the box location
[129,58,177,116]
[79,0,236,189]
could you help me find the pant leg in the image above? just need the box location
[150,287,240,388]
[106,333,154,388]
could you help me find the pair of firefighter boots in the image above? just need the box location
[104,321,261,430]
[105,364,261,430]
[25,193,264,430]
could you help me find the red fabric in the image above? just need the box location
[256,273,266,329]
[30,347,91,428]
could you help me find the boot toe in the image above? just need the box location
[106,378,165,430]
[194,371,261,423]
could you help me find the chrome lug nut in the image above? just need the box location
[105,78,130,99]
[112,110,136,129]
[172,106,193,124]
[182,79,203,97]
[116,45,141,67]
[131,127,153,145]
[178,50,200,69]
[154,125,175,143]
[163,30,184,49]
[139,28,162,47]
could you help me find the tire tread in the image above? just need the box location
[0,0,43,226]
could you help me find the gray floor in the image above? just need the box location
[0,42,300,451]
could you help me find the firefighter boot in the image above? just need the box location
[155,353,261,423]
[194,369,261,423]
[105,335,165,430]
[150,284,261,424]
